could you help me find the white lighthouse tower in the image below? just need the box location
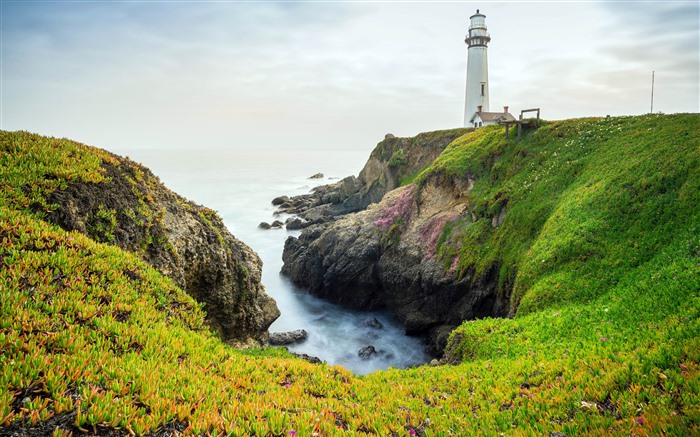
[463,9,491,127]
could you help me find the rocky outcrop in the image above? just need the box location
[273,128,471,225]
[282,177,510,355]
[46,155,279,347]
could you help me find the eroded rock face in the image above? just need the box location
[278,128,510,355]
[282,179,509,355]
[46,156,280,347]
[272,128,471,226]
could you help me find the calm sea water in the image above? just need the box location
[124,148,431,374]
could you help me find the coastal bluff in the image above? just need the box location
[3,131,279,346]
[279,127,487,354]
[279,114,700,355]
[272,128,470,227]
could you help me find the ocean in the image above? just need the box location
[123,147,431,374]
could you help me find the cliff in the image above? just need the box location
[273,128,470,225]
[282,114,700,354]
[0,131,279,346]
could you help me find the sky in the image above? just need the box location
[2,1,698,154]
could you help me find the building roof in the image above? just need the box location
[470,111,517,123]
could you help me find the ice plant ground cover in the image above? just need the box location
[1,114,699,436]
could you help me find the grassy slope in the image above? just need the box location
[1,118,699,436]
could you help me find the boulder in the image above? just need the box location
[293,352,322,364]
[361,317,383,329]
[271,220,285,228]
[272,195,290,206]
[358,345,378,359]
[269,329,308,345]
[285,217,307,230]
[258,222,272,230]
[309,173,324,179]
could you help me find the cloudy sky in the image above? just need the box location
[2,1,698,154]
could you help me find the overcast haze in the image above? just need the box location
[2,1,698,154]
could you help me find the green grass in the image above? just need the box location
[419,114,699,313]
[1,119,699,436]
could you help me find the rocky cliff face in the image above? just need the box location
[46,155,279,347]
[280,128,515,355]
[274,128,470,226]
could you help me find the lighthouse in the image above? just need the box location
[463,9,491,127]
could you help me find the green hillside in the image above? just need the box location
[1,115,699,436]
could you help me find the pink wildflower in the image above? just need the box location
[637,417,644,425]
[373,186,414,228]
[419,214,457,259]
[289,431,296,436]
[409,430,415,436]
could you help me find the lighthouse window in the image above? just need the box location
[481,84,485,96]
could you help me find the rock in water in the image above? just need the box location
[309,173,324,179]
[271,195,290,206]
[258,222,272,230]
[46,154,280,347]
[358,345,378,359]
[268,329,308,345]
[361,317,383,329]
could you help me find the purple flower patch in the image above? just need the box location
[374,186,415,228]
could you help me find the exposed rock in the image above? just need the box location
[271,128,470,225]
[269,329,308,345]
[258,222,272,230]
[285,217,307,230]
[272,195,290,206]
[309,173,324,179]
[293,352,322,364]
[46,155,280,347]
[282,177,509,356]
[361,317,383,329]
[358,345,378,359]
[271,220,284,228]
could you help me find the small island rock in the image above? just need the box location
[308,173,324,179]
[361,317,384,329]
[358,345,378,359]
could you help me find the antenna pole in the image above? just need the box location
[650,71,655,114]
